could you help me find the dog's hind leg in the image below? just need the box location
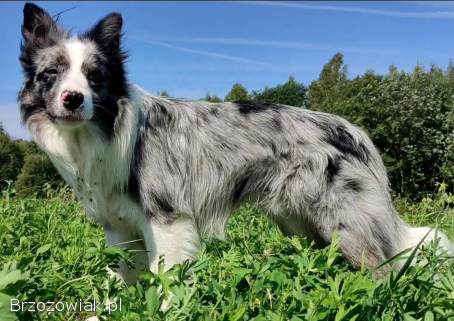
[141,215,200,272]
[274,208,401,276]
[271,180,406,276]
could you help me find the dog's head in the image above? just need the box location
[19,3,128,136]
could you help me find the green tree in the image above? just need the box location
[308,52,347,110]
[15,153,63,197]
[16,140,41,157]
[203,93,223,103]
[158,90,170,97]
[225,83,249,102]
[251,76,307,107]
[447,59,454,84]
[0,130,24,189]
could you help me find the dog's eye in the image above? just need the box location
[88,70,103,85]
[44,68,58,76]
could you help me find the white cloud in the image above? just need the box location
[129,36,273,67]
[237,1,454,19]
[155,36,396,56]
[411,1,454,8]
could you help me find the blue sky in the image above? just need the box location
[2,1,454,139]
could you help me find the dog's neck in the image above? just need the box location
[28,90,140,200]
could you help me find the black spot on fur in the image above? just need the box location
[91,95,120,139]
[231,158,275,202]
[197,110,210,124]
[324,125,370,163]
[326,155,342,183]
[269,142,290,160]
[158,102,169,116]
[130,119,175,218]
[345,179,362,192]
[235,100,280,115]
[271,116,283,131]
[270,142,278,156]
[145,102,173,132]
[280,151,290,159]
[127,172,140,203]
[302,159,314,171]
[309,119,370,163]
[219,142,237,152]
[233,172,252,202]
[209,107,220,117]
[127,130,144,204]
[151,191,174,213]
[286,164,300,180]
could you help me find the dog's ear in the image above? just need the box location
[22,3,63,48]
[86,13,123,52]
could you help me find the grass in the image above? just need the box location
[0,186,453,321]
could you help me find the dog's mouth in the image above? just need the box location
[57,114,85,123]
[48,111,88,126]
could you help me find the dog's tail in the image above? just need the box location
[399,226,454,257]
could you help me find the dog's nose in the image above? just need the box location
[61,91,84,111]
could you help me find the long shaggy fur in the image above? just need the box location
[18,3,453,282]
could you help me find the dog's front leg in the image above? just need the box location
[104,226,148,285]
[141,216,200,272]
[140,216,200,311]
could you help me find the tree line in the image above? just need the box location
[0,125,62,196]
[1,53,453,198]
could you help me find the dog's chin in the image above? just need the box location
[51,111,91,129]
[55,116,87,128]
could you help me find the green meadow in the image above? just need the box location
[1,186,453,321]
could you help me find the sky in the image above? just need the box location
[2,1,454,139]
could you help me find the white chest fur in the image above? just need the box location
[28,97,143,230]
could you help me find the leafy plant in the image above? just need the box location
[0,189,452,320]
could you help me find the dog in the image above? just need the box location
[19,3,453,283]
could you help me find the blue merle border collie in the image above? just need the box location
[19,3,453,283]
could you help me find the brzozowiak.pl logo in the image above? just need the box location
[10,298,121,314]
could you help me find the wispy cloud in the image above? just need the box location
[155,36,395,56]
[411,1,454,8]
[129,36,272,67]
[135,62,321,74]
[237,1,454,19]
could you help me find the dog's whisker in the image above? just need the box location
[128,249,151,253]
[113,239,144,246]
